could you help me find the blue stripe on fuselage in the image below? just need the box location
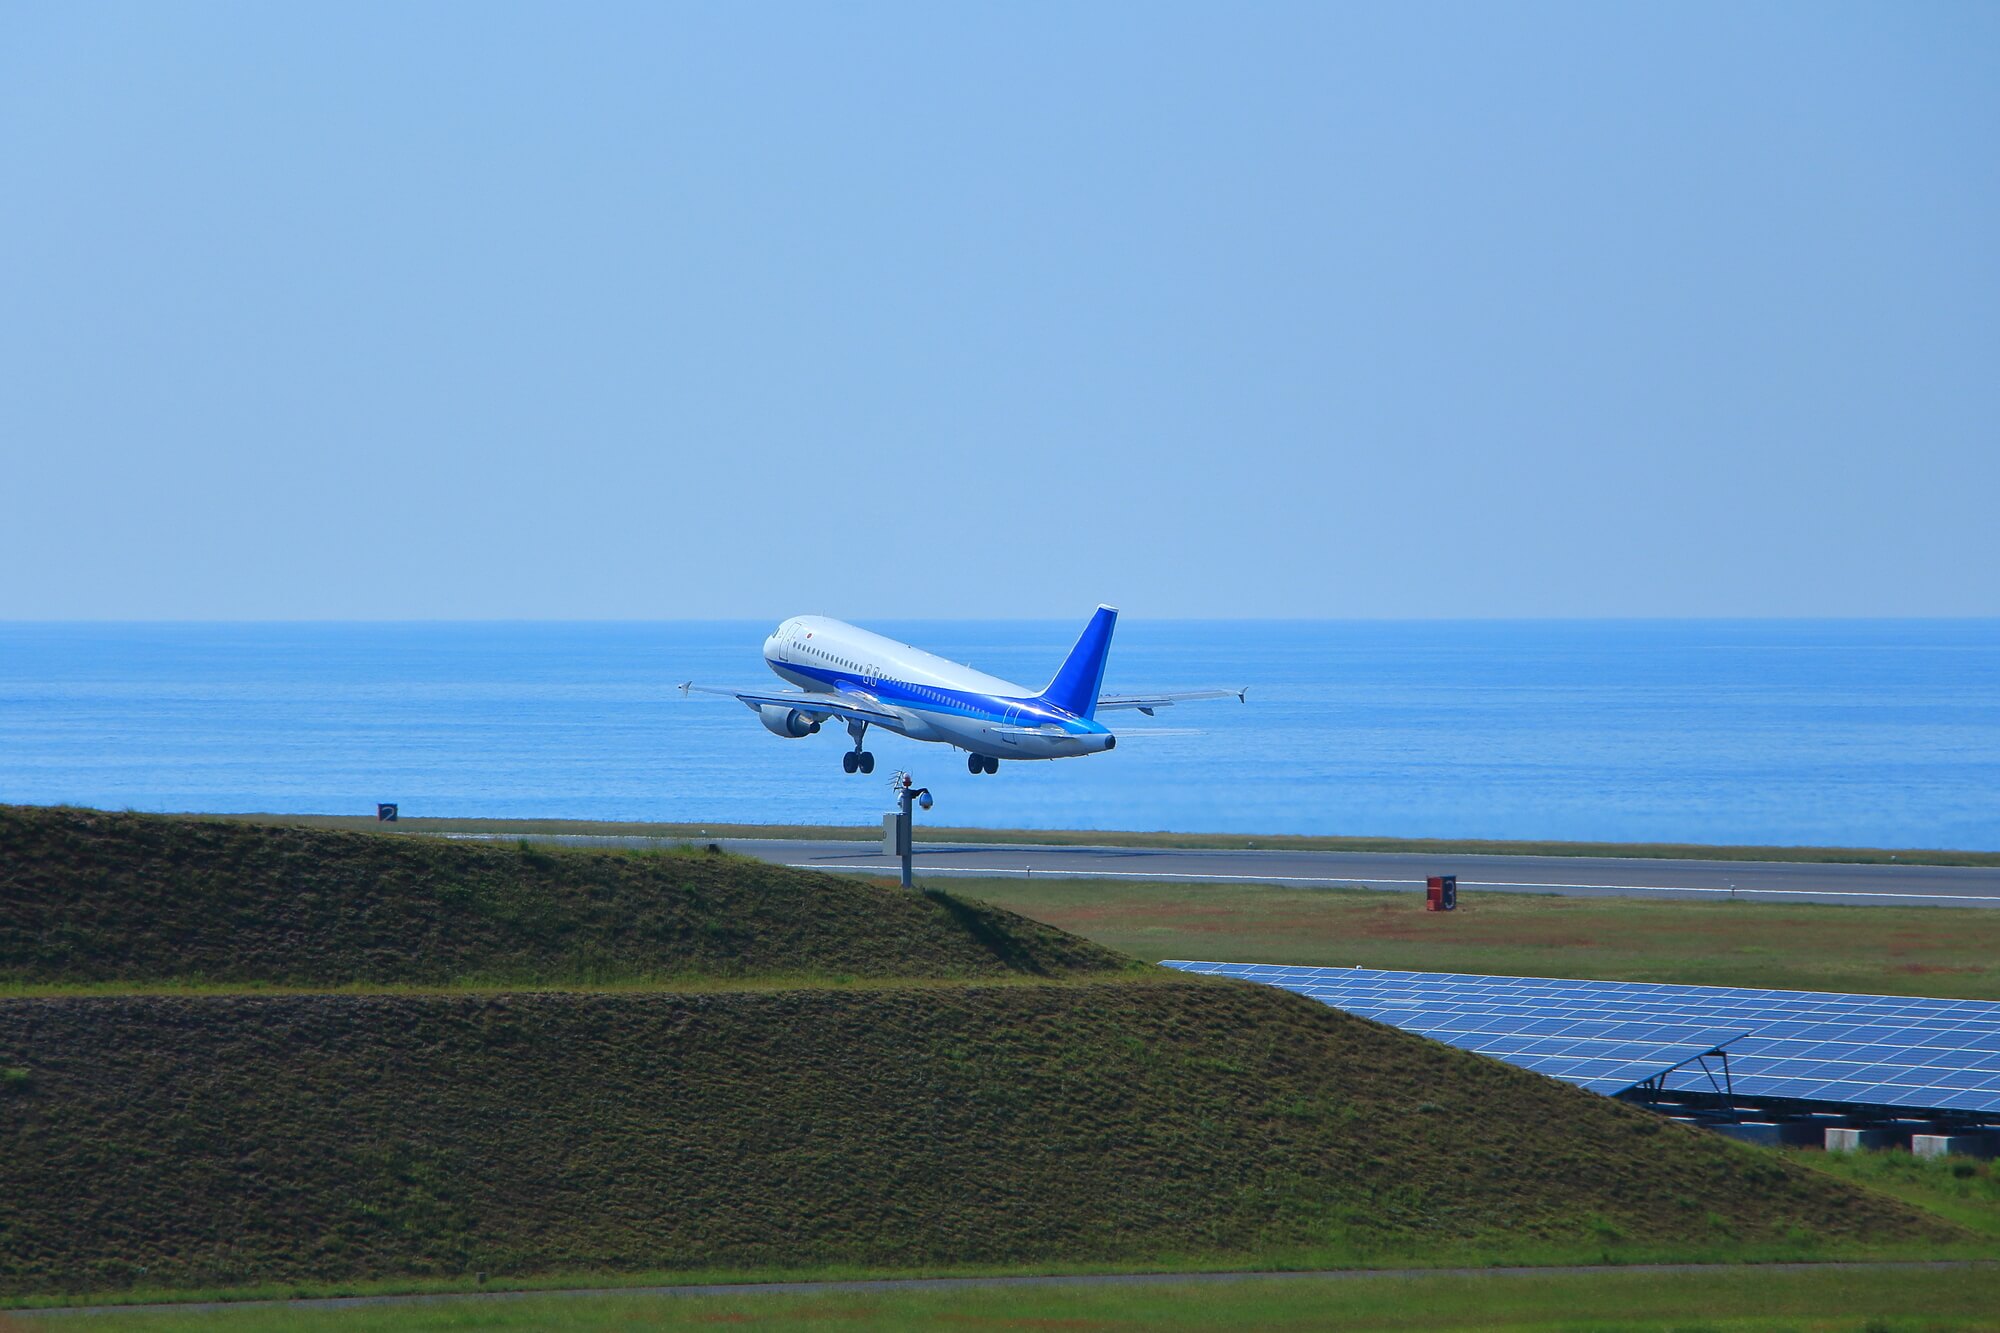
[764,658,1107,734]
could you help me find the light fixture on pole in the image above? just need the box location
[884,771,933,889]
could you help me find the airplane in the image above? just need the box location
[680,605,1244,775]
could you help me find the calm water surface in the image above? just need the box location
[1,621,1995,848]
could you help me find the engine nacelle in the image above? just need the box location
[758,704,822,738]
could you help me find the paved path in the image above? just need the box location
[19,1261,1994,1318]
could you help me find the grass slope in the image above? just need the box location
[0,981,1953,1300]
[0,806,1126,986]
[0,805,1971,1307]
[951,877,2000,1000]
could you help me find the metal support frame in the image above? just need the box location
[1632,1045,1737,1107]
[1691,1048,1736,1102]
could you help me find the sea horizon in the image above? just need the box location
[4,618,1996,850]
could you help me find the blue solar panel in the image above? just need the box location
[1164,961,2000,1117]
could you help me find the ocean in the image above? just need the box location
[1,620,1995,849]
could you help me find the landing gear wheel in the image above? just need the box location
[842,751,858,774]
[968,753,984,775]
[982,755,999,774]
[858,751,875,774]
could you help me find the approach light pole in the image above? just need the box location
[886,771,932,889]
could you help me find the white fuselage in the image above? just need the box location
[761,617,1115,761]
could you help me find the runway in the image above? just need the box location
[717,839,2000,907]
[436,832,2000,907]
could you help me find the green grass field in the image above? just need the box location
[1803,1151,2000,1242]
[944,876,2000,999]
[29,1264,2000,1331]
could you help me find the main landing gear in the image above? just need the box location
[843,719,875,775]
[967,753,998,775]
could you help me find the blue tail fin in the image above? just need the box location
[1041,606,1118,719]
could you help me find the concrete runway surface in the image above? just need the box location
[462,834,2000,908]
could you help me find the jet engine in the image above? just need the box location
[758,704,822,738]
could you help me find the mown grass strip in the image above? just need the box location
[14,1256,2000,1317]
[25,1264,2000,1330]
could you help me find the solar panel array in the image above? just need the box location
[1164,962,2000,1117]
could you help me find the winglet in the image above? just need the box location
[1040,605,1118,720]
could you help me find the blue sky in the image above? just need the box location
[3,3,1994,619]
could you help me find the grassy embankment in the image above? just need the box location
[20,980,1957,1301]
[0,805,1980,1310]
[199,810,2000,868]
[949,876,2000,1000]
[0,806,1118,991]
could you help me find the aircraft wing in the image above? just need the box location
[678,682,901,726]
[1095,688,1247,716]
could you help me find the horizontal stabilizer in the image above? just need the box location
[1096,687,1247,714]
